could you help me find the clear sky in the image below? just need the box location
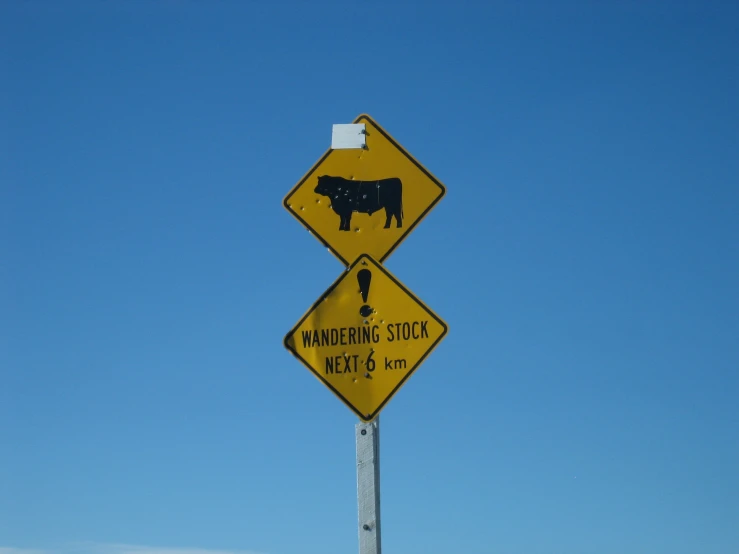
[2,2,738,554]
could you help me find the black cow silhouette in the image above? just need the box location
[314,176,403,232]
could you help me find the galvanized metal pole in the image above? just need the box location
[356,416,381,554]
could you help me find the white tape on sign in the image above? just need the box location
[332,123,367,150]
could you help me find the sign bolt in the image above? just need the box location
[363,524,371,531]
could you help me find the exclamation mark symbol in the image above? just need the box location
[357,269,373,317]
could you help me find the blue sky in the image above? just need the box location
[2,2,737,554]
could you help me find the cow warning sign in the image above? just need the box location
[283,114,446,266]
[283,254,448,421]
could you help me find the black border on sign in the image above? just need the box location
[282,114,447,267]
[283,254,449,422]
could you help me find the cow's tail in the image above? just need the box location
[400,183,404,221]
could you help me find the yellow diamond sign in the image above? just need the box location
[284,254,448,421]
[283,114,446,266]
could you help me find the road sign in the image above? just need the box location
[284,254,448,421]
[283,114,446,266]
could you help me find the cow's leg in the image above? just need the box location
[339,213,347,231]
[393,206,403,229]
[345,213,353,231]
[383,209,392,229]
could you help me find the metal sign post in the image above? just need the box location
[356,416,381,554]
[282,114,449,554]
